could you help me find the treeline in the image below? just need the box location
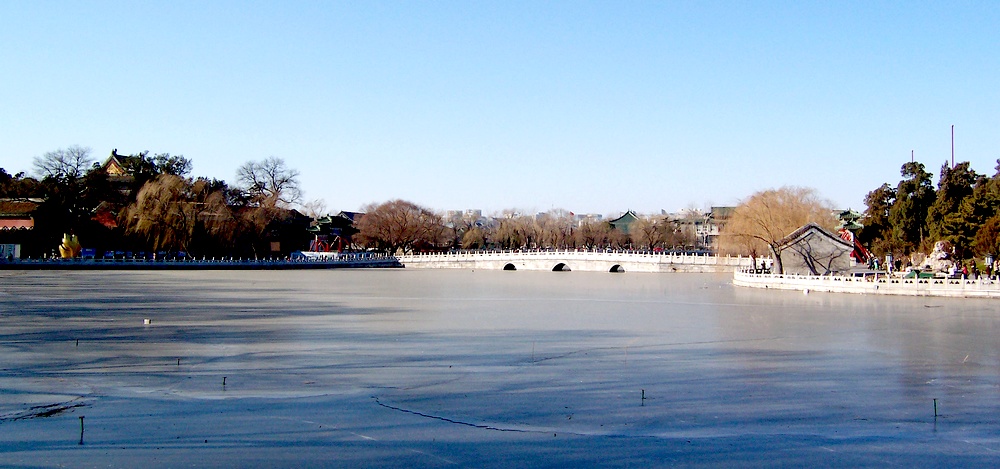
[355,200,700,253]
[13,148,998,264]
[0,146,310,258]
[860,160,1000,262]
[3,146,707,259]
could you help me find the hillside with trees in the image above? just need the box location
[0,148,309,258]
[860,160,1000,267]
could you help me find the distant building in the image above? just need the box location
[705,206,736,249]
[0,198,40,231]
[445,209,487,228]
[261,208,313,256]
[665,207,733,250]
[834,208,873,264]
[102,150,131,178]
[573,213,603,225]
[608,210,640,234]
[337,211,364,223]
[0,198,42,259]
[308,211,362,252]
[835,208,863,231]
[668,209,708,249]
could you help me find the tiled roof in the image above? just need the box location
[0,199,40,217]
[778,223,853,248]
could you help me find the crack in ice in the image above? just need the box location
[372,396,535,433]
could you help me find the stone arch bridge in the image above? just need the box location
[398,250,755,273]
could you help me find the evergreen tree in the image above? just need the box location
[969,160,1000,261]
[926,161,978,257]
[888,162,935,252]
[860,183,896,256]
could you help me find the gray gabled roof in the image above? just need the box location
[778,223,853,249]
[608,210,639,224]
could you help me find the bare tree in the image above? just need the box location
[576,219,610,250]
[33,145,94,181]
[630,216,665,250]
[718,186,836,273]
[355,199,446,254]
[660,217,692,249]
[607,227,631,250]
[300,198,328,220]
[489,210,542,250]
[232,157,302,256]
[236,157,302,207]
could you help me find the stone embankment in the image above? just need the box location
[399,250,755,273]
[733,270,1000,299]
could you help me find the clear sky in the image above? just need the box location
[2,1,998,216]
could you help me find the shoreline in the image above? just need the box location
[0,256,402,270]
[733,269,1000,299]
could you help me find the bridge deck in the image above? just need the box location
[399,250,756,273]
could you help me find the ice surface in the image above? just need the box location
[2,269,999,467]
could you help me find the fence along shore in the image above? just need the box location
[734,269,1000,298]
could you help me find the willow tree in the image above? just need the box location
[719,186,835,274]
[460,226,487,249]
[493,217,526,250]
[490,211,543,250]
[124,175,233,253]
[537,209,575,249]
[575,219,610,250]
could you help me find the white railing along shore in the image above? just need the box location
[0,251,400,269]
[402,249,755,266]
[733,270,1000,298]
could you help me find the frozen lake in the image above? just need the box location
[2,269,1000,467]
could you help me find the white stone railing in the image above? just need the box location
[1,252,402,270]
[733,270,1000,298]
[401,249,755,266]
[396,249,760,272]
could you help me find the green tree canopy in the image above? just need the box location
[888,162,935,252]
[860,183,897,257]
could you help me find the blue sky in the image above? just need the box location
[2,1,998,216]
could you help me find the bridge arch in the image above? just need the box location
[552,263,572,272]
[610,264,625,273]
[503,263,517,271]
